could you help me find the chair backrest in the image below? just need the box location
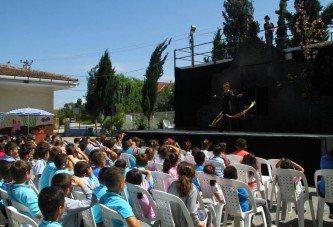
[230,163,261,186]
[217,178,258,217]
[146,161,163,172]
[99,204,129,227]
[196,172,220,203]
[28,180,39,196]
[0,188,14,226]
[7,206,38,227]
[151,189,194,227]
[126,183,160,223]
[315,169,333,203]
[11,200,39,223]
[205,159,225,170]
[256,157,273,180]
[120,153,136,167]
[151,171,174,192]
[226,154,243,164]
[206,152,214,159]
[185,155,196,165]
[72,191,97,227]
[267,159,280,173]
[273,168,309,202]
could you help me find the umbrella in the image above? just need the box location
[6,107,54,133]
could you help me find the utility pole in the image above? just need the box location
[189,25,196,67]
[20,60,33,69]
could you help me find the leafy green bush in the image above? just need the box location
[136,114,147,130]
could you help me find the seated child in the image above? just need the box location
[32,145,49,190]
[193,151,206,191]
[0,160,12,219]
[100,167,141,227]
[92,151,109,178]
[51,173,98,227]
[203,165,224,203]
[210,144,226,178]
[18,143,35,163]
[74,161,100,190]
[0,142,19,162]
[49,154,74,186]
[232,138,249,157]
[126,168,155,219]
[39,146,62,192]
[92,167,109,226]
[114,159,127,169]
[38,186,66,227]
[162,152,179,179]
[7,160,42,219]
[167,162,206,227]
[241,153,260,191]
[201,139,212,159]
[223,165,273,227]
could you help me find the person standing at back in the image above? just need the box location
[232,138,249,157]
[264,15,274,45]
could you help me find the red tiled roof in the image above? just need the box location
[157,82,172,92]
[0,64,78,82]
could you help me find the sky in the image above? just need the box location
[1,0,332,109]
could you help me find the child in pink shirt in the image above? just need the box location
[162,153,179,179]
[126,168,155,219]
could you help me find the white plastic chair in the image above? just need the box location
[99,204,129,227]
[217,178,267,227]
[7,206,38,227]
[185,155,196,165]
[162,120,174,129]
[196,172,225,227]
[205,159,225,172]
[120,153,136,168]
[256,157,273,200]
[151,189,206,227]
[314,169,333,227]
[0,188,13,226]
[273,168,316,227]
[72,191,97,227]
[151,171,175,192]
[146,161,163,172]
[126,183,160,226]
[231,163,267,201]
[226,154,243,164]
[10,200,40,224]
[267,158,280,209]
[206,152,214,159]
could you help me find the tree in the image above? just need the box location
[321,3,333,28]
[85,65,100,128]
[275,0,289,49]
[212,28,227,62]
[156,83,174,112]
[141,38,171,129]
[222,0,254,57]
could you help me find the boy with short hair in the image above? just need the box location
[74,161,100,189]
[210,144,226,178]
[33,145,50,190]
[92,167,109,226]
[193,151,205,191]
[7,160,42,220]
[39,146,62,192]
[232,138,249,157]
[92,151,107,178]
[49,154,74,186]
[51,173,97,227]
[38,186,66,227]
[100,167,141,227]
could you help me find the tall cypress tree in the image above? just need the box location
[275,0,289,49]
[141,39,171,129]
[222,0,254,57]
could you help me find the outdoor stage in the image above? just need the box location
[124,129,333,185]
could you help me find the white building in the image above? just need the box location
[0,64,78,113]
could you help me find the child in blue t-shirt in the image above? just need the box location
[100,166,141,227]
[49,154,74,186]
[223,165,273,227]
[7,160,42,220]
[193,151,205,191]
[92,167,108,226]
[38,186,66,227]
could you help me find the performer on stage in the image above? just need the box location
[213,81,242,131]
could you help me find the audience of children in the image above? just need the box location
[0,133,319,226]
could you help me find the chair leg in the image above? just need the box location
[275,197,281,225]
[308,196,316,227]
[317,198,324,227]
[297,200,305,227]
[281,201,288,220]
[214,204,223,227]
[222,211,228,227]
